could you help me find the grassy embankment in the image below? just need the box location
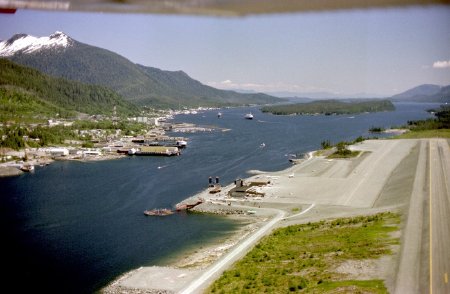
[394,129,450,139]
[393,105,450,139]
[207,212,399,294]
[315,139,363,159]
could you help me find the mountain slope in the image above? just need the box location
[0,32,283,108]
[0,58,139,119]
[137,65,280,106]
[390,84,450,103]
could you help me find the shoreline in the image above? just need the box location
[102,138,426,293]
[0,151,127,177]
[101,148,335,293]
[102,152,313,293]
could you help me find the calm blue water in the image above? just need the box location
[0,103,437,293]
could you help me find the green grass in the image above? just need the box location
[392,129,450,139]
[314,280,387,293]
[207,212,399,294]
[313,150,327,156]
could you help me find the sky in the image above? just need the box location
[1,6,450,97]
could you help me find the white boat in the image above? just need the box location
[244,113,254,120]
[217,112,222,118]
[176,140,187,148]
[20,165,34,172]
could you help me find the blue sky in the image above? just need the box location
[1,6,449,96]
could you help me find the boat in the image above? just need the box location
[148,141,161,146]
[131,146,180,156]
[144,208,174,216]
[20,165,34,172]
[217,112,222,118]
[175,198,204,211]
[176,140,187,148]
[244,113,254,120]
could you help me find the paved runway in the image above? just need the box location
[429,139,450,294]
[395,139,450,294]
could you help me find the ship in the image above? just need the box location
[244,113,254,120]
[217,112,222,118]
[176,140,187,148]
[144,208,174,216]
[175,198,204,211]
[20,165,35,172]
[129,146,180,156]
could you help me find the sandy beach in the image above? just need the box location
[103,138,450,294]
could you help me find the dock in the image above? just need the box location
[228,178,270,198]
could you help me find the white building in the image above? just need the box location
[68,149,82,156]
[83,150,101,156]
[136,117,148,123]
[47,148,69,157]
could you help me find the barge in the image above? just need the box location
[128,146,180,156]
[144,208,174,216]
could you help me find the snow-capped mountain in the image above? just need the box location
[0,31,72,56]
[0,31,282,108]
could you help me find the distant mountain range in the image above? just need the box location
[266,86,450,102]
[265,91,385,99]
[233,87,450,102]
[390,84,450,103]
[0,32,282,108]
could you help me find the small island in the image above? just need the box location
[261,99,395,115]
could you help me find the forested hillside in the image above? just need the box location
[0,58,138,121]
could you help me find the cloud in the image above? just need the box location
[206,80,326,93]
[433,60,450,69]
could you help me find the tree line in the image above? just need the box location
[261,99,395,115]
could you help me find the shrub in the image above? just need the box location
[321,140,332,149]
